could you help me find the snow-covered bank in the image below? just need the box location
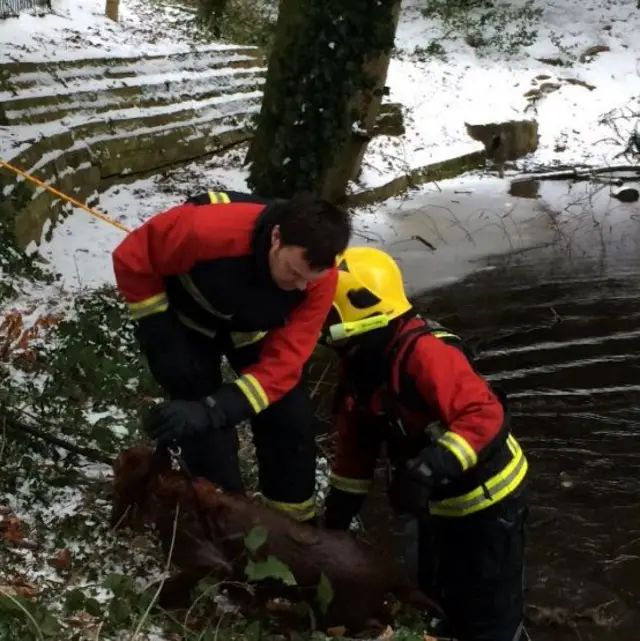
[2,0,640,191]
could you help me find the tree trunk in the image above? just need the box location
[105,0,119,22]
[246,0,401,201]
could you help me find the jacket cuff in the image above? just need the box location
[211,382,255,426]
[232,374,270,416]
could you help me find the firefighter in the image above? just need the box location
[321,246,529,641]
[112,190,351,524]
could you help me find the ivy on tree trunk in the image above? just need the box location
[247,0,401,201]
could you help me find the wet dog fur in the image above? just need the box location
[110,444,442,633]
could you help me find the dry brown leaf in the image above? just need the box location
[67,612,96,627]
[1,514,26,544]
[50,548,72,570]
[423,635,438,641]
[326,625,347,637]
[0,577,39,598]
[378,625,395,640]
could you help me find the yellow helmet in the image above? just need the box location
[327,246,412,342]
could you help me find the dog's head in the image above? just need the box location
[110,444,170,530]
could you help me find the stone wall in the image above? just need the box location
[0,44,266,249]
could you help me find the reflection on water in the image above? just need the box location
[358,180,640,640]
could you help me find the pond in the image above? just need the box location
[352,176,640,640]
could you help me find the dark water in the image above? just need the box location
[399,203,640,640]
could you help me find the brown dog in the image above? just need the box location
[110,444,442,633]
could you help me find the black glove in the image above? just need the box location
[142,397,225,445]
[142,383,253,445]
[388,462,431,516]
[406,443,462,488]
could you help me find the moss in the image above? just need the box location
[247,0,399,199]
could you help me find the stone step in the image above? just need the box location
[0,42,267,251]
[4,101,258,248]
[1,66,266,125]
[0,44,263,93]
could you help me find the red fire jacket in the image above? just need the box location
[330,317,528,517]
[112,190,337,414]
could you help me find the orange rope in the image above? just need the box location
[0,160,131,234]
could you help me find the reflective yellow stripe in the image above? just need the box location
[437,431,478,471]
[208,191,231,204]
[128,292,169,320]
[234,374,269,414]
[432,330,460,340]
[329,473,372,495]
[178,275,233,320]
[176,312,217,338]
[231,331,268,348]
[262,496,316,522]
[429,435,527,517]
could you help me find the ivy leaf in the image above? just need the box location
[244,525,269,553]
[245,556,297,586]
[317,572,334,615]
[103,573,134,597]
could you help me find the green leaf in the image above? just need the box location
[103,572,134,597]
[63,588,86,614]
[194,577,220,603]
[245,556,297,586]
[316,572,334,615]
[244,619,261,641]
[244,525,269,553]
[35,610,60,638]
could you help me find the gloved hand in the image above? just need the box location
[142,382,254,445]
[388,463,431,516]
[142,396,227,445]
[406,452,438,488]
[406,443,462,488]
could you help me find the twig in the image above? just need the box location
[127,501,181,640]
[1,410,114,465]
[511,164,640,183]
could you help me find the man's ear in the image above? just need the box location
[270,224,281,250]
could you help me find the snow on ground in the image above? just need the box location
[0,0,212,62]
[1,0,639,190]
[359,0,640,188]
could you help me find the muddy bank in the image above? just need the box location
[355,179,640,640]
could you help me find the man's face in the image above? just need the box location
[268,225,327,291]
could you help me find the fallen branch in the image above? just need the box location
[1,411,114,465]
[511,164,640,184]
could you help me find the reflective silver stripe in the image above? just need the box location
[176,312,217,338]
[437,431,478,471]
[230,331,267,348]
[178,275,233,320]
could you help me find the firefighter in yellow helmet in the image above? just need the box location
[322,246,529,641]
